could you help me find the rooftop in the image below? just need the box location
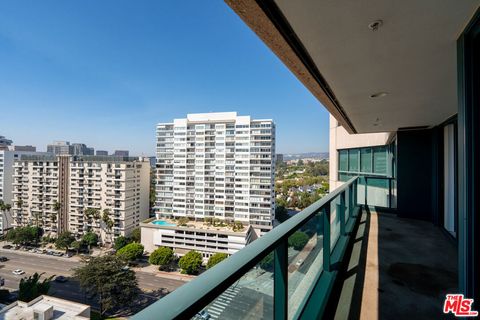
[142,217,249,234]
[0,295,90,320]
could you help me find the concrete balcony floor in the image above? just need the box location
[328,208,457,320]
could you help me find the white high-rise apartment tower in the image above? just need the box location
[155,112,275,234]
[12,155,150,243]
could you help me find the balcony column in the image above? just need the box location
[322,206,331,272]
[337,192,346,235]
[274,240,288,320]
[458,14,480,307]
[348,184,354,218]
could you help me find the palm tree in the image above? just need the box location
[51,201,60,228]
[15,199,23,224]
[84,207,100,231]
[101,209,114,244]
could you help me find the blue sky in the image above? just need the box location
[0,1,329,155]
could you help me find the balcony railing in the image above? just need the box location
[133,176,363,320]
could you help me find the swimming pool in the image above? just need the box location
[151,220,176,227]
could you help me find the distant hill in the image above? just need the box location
[282,152,329,161]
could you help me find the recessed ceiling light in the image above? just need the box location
[370,92,388,98]
[368,20,383,31]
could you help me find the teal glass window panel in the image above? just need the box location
[360,148,372,173]
[373,146,387,174]
[339,150,348,171]
[348,149,359,172]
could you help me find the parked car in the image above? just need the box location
[54,276,68,283]
[295,259,304,267]
[2,245,12,250]
[0,277,4,286]
[12,269,24,275]
[0,256,9,262]
[196,310,211,320]
[52,252,63,257]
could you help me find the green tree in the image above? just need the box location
[178,250,202,274]
[275,205,290,223]
[19,272,54,302]
[114,236,131,250]
[82,231,98,249]
[149,247,174,269]
[116,243,144,261]
[150,168,156,210]
[55,231,75,253]
[288,231,309,250]
[259,252,274,271]
[7,226,43,245]
[71,240,84,254]
[130,227,141,243]
[207,253,228,269]
[232,221,244,232]
[74,255,139,316]
[177,217,189,227]
[84,207,100,228]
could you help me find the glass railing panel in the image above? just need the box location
[365,178,389,208]
[193,256,274,320]
[344,186,351,223]
[356,177,366,205]
[330,196,341,251]
[287,210,324,319]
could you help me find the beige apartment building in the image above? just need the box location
[11,155,149,244]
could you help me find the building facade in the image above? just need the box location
[155,112,275,234]
[71,143,94,155]
[11,155,150,243]
[141,219,255,261]
[47,141,72,155]
[96,150,109,156]
[12,145,36,152]
[113,150,129,157]
[47,141,95,156]
[0,150,49,204]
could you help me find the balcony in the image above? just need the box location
[134,177,363,319]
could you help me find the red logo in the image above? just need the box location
[443,294,478,317]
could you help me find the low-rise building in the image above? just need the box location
[12,145,36,152]
[95,150,108,156]
[141,218,255,260]
[0,295,90,320]
[113,150,129,157]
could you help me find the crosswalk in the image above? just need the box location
[204,286,241,319]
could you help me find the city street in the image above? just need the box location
[0,249,186,313]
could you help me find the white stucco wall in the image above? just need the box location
[329,115,394,191]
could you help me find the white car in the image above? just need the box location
[295,259,304,267]
[12,269,25,275]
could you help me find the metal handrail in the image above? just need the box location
[132,176,359,320]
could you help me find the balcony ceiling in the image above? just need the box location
[227,0,479,133]
[273,0,480,132]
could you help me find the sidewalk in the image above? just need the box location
[0,241,82,262]
[134,264,196,282]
